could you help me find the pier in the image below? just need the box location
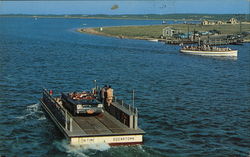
[165,37,243,45]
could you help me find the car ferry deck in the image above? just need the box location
[40,88,145,146]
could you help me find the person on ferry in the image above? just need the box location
[106,85,113,106]
[71,91,77,99]
[100,85,107,103]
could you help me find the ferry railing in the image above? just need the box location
[112,96,138,130]
[42,89,73,132]
[114,97,137,115]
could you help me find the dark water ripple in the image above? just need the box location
[0,17,250,157]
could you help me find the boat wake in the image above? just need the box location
[53,140,151,157]
[54,140,110,157]
[15,103,46,121]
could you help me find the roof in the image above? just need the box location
[163,27,175,30]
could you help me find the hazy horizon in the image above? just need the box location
[1,13,249,15]
[0,0,249,15]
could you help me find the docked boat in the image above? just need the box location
[180,45,238,57]
[39,85,145,146]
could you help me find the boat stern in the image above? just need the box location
[70,134,144,146]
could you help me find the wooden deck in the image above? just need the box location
[73,111,144,136]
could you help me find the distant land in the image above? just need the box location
[0,14,249,21]
[78,23,250,42]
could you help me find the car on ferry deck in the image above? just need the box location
[61,92,103,116]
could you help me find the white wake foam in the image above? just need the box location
[53,140,110,157]
[15,103,45,121]
[26,103,40,113]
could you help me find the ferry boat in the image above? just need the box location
[180,45,238,57]
[39,85,145,146]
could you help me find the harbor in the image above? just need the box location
[165,36,244,46]
[1,8,250,157]
[78,18,250,46]
[40,88,145,146]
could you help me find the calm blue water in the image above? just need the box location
[0,17,249,157]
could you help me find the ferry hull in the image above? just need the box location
[70,135,143,146]
[180,49,238,57]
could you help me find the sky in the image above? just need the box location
[0,0,249,15]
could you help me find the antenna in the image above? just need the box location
[93,80,97,95]
[132,89,135,112]
[93,80,97,89]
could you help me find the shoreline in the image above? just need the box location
[0,15,201,21]
[2,14,247,21]
[77,27,250,43]
[77,28,161,41]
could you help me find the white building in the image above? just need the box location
[162,27,178,37]
[227,18,238,24]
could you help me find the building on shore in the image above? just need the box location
[227,18,238,24]
[202,18,238,25]
[216,21,225,25]
[162,27,180,37]
[201,20,215,25]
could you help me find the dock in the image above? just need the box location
[165,35,244,46]
[40,89,145,145]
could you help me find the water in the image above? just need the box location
[0,17,249,157]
